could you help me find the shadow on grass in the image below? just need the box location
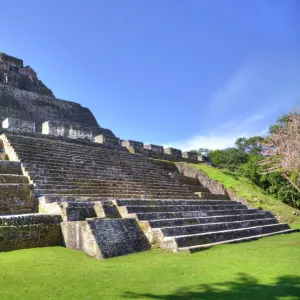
[124,273,300,300]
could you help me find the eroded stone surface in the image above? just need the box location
[42,121,93,141]
[61,218,151,259]
[3,118,35,133]
[0,52,54,97]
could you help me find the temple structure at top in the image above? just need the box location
[0,52,207,162]
[0,52,116,138]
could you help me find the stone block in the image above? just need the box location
[182,151,198,161]
[61,218,151,259]
[2,118,35,133]
[164,147,182,158]
[42,121,93,141]
[0,224,62,252]
[197,154,211,162]
[0,184,35,214]
[144,144,164,153]
[94,134,120,146]
[0,161,22,175]
[122,140,144,153]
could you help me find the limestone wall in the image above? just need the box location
[0,218,62,252]
[42,121,93,141]
[2,118,35,133]
[121,139,208,163]
[0,184,34,214]
[61,218,151,259]
[0,161,22,175]
[176,162,228,195]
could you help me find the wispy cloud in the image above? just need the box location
[163,52,300,152]
[210,63,254,112]
[163,112,268,151]
[163,135,240,151]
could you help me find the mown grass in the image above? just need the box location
[1,232,300,300]
[191,163,300,224]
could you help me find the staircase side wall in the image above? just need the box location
[61,221,102,259]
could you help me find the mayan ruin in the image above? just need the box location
[0,52,298,260]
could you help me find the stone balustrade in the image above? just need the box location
[1,117,209,163]
[2,118,35,133]
[42,121,93,141]
[144,144,164,153]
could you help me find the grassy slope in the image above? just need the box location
[191,163,300,224]
[1,232,300,300]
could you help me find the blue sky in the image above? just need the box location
[1,0,299,150]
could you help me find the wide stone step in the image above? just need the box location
[19,152,149,166]
[21,157,160,169]
[35,184,190,194]
[39,195,200,204]
[7,137,125,153]
[27,167,170,179]
[156,218,279,238]
[35,188,195,196]
[12,146,147,161]
[33,176,182,186]
[0,213,61,226]
[39,195,109,203]
[0,174,29,184]
[116,199,233,206]
[25,164,166,175]
[120,204,246,214]
[34,179,187,189]
[31,176,190,192]
[134,209,260,221]
[35,189,197,199]
[0,161,22,175]
[161,223,291,251]
[15,147,148,159]
[142,212,272,228]
[35,185,191,194]
[29,172,181,186]
[178,229,300,252]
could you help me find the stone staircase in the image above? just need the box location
[0,160,34,215]
[115,199,297,252]
[0,132,298,255]
[2,133,197,199]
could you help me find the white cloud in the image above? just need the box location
[210,63,254,112]
[163,135,240,151]
[163,112,268,151]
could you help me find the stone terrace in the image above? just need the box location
[0,131,297,256]
[3,132,196,199]
[0,52,298,258]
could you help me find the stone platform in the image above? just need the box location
[0,52,297,259]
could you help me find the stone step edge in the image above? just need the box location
[139,212,266,224]
[124,209,260,221]
[178,229,300,253]
[150,218,277,231]
[116,200,235,204]
[36,193,200,201]
[163,223,289,241]
[0,183,33,186]
[0,213,59,218]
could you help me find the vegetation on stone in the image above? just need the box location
[193,111,300,209]
[191,163,300,224]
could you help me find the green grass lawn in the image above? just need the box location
[191,163,300,224]
[1,232,300,300]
